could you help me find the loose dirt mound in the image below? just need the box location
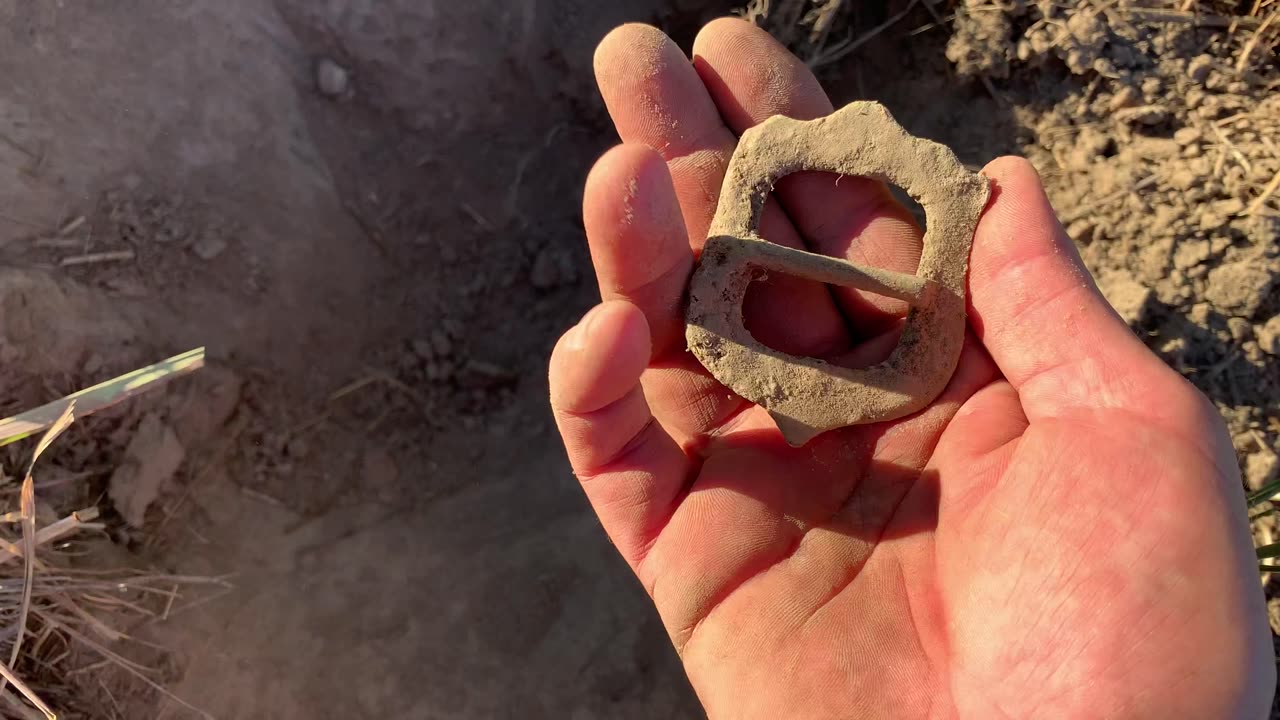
[942,0,1280,507]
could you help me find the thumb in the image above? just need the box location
[967,157,1173,421]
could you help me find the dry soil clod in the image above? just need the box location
[685,101,989,447]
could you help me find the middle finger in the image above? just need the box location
[692,18,927,341]
[594,23,850,359]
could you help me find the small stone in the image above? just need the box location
[1258,315,1280,355]
[411,339,434,359]
[191,234,228,260]
[316,58,350,98]
[1187,54,1213,83]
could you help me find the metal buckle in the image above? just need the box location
[685,102,990,446]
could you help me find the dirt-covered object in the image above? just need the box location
[686,102,988,445]
[109,412,186,527]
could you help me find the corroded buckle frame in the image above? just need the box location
[685,102,990,446]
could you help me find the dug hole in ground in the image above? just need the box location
[0,0,1277,717]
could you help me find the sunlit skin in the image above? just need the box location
[548,19,1273,720]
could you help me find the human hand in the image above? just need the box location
[548,19,1274,719]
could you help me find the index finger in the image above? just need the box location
[593,23,848,360]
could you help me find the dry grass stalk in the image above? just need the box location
[0,518,229,718]
[807,0,921,67]
[1123,5,1268,27]
[56,251,134,268]
[1244,166,1280,215]
[0,348,218,717]
[0,511,103,570]
[0,406,76,718]
[7,407,75,696]
[1235,6,1279,72]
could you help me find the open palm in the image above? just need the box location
[549,19,1273,719]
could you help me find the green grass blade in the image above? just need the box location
[1247,477,1280,508]
[0,347,205,448]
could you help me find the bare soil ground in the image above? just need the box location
[0,1,1275,718]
